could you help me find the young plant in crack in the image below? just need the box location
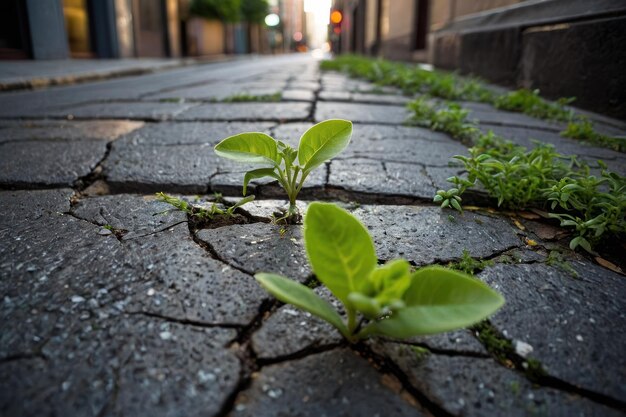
[255,202,504,342]
[214,119,352,223]
[155,192,254,220]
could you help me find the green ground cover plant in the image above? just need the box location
[255,202,504,342]
[436,134,626,253]
[221,92,281,103]
[324,55,623,152]
[493,89,574,121]
[214,119,352,222]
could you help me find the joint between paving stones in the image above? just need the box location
[471,320,626,411]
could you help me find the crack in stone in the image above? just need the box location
[383,340,491,359]
[127,311,244,330]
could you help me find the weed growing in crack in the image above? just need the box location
[155,192,254,220]
[324,55,623,152]
[493,89,574,121]
[255,202,504,343]
[434,131,626,253]
[407,98,479,144]
[214,119,352,223]
[560,118,625,152]
[448,250,494,275]
[221,92,282,103]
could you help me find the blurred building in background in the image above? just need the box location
[0,0,309,60]
[330,0,626,119]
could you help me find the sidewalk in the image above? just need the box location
[0,56,231,91]
[0,54,624,417]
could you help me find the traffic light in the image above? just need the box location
[330,9,342,34]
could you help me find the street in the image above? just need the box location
[1,54,625,416]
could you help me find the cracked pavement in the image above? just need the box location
[1,54,625,417]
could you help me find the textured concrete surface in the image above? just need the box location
[0,55,624,417]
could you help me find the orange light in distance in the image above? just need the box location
[330,10,343,24]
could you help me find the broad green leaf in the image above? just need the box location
[304,202,377,304]
[370,266,504,338]
[366,259,412,306]
[243,168,280,195]
[298,119,352,173]
[214,132,279,165]
[255,273,348,336]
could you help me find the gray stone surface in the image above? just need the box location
[462,102,564,131]
[319,90,411,105]
[232,349,424,417]
[0,119,143,143]
[282,89,315,102]
[104,143,217,192]
[0,140,107,187]
[252,287,344,359]
[144,82,283,101]
[315,102,410,124]
[196,223,310,283]
[0,315,239,417]
[114,121,274,147]
[353,205,522,264]
[479,262,626,400]
[177,102,311,122]
[56,101,196,120]
[376,342,622,417]
[329,158,437,199]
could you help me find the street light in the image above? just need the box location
[265,13,280,27]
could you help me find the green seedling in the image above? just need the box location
[407,98,480,143]
[155,192,254,220]
[214,119,352,222]
[448,250,494,275]
[255,202,504,342]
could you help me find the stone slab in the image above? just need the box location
[0,315,239,417]
[54,101,196,121]
[144,82,284,101]
[177,103,311,122]
[319,91,411,105]
[233,349,423,417]
[252,287,343,359]
[0,139,107,187]
[196,223,310,283]
[104,143,218,193]
[282,89,315,102]
[478,262,626,400]
[376,342,622,417]
[315,102,410,124]
[0,120,143,143]
[328,158,437,199]
[353,205,522,265]
[114,121,275,147]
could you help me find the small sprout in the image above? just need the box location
[255,203,504,343]
[155,192,253,220]
[214,119,352,223]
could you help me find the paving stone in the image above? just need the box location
[0,315,239,417]
[478,262,626,400]
[353,205,521,265]
[329,158,437,199]
[144,82,283,101]
[375,342,622,417]
[233,349,424,417]
[0,119,143,143]
[319,91,411,105]
[72,194,187,240]
[424,165,466,191]
[462,102,563,131]
[282,89,315,102]
[124,223,269,326]
[0,190,137,358]
[287,81,320,90]
[196,223,310,283]
[315,102,410,124]
[55,101,196,120]
[252,287,343,359]
[0,139,107,187]
[225,198,308,221]
[177,102,311,122]
[104,143,217,192]
[114,121,275,147]
[404,329,488,356]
